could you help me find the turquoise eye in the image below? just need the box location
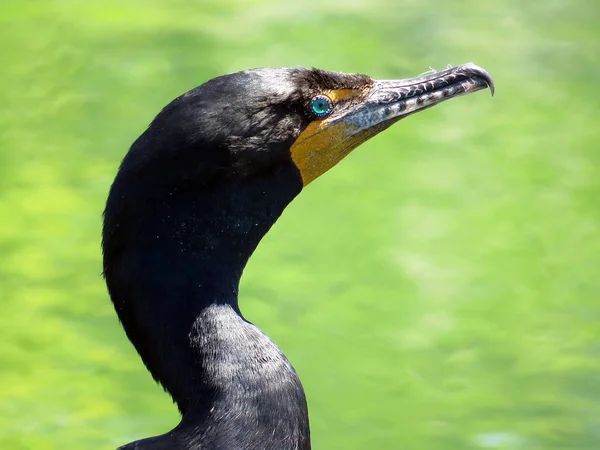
[310,95,333,117]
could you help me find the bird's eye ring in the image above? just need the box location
[310,95,333,118]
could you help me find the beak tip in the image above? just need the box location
[486,74,496,97]
[462,62,495,97]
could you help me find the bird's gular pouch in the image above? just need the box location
[290,118,381,186]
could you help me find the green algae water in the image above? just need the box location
[1,1,599,448]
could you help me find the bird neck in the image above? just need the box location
[119,303,310,450]
[103,162,309,447]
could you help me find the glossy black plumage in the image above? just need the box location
[103,68,372,449]
[103,65,493,449]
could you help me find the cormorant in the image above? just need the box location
[102,63,493,449]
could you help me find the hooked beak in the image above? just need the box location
[290,63,494,186]
[342,63,494,135]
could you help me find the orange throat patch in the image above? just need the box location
[290,88,369,185]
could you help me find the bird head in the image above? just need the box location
[120,64,493,193]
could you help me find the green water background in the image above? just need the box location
[1,1,599,448]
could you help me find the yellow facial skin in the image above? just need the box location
[290,63,494,186]
[290,89,368,186]
[324,89,357,103]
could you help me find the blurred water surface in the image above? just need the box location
[1,1,599,448]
